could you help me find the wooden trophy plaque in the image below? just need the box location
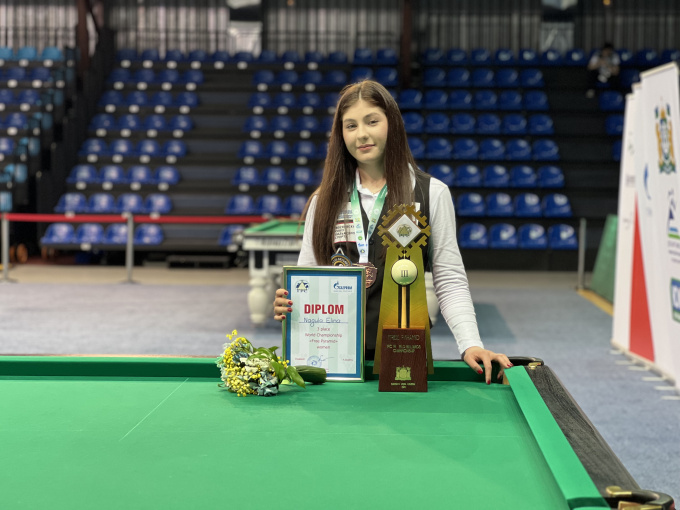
[379,327,427,392]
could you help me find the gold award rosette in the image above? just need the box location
[373,204,433,377]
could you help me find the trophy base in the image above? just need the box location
[378,327,427,392]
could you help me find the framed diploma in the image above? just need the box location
[282,266,366,381]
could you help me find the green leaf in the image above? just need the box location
[271,361,286,381]
[287,366,306,388]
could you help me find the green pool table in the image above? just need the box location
[0,356,672,510]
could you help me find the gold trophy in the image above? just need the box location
[374,204,432,391]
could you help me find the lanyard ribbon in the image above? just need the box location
[350,182,387,264]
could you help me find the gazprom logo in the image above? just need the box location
[331,280,353,293]
[672,279,680,322]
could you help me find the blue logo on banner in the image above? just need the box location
[295,280,309,292]
[672,279,680,323]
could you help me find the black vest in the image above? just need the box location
[331,173,432,356]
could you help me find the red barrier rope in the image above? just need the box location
[5,213,272,224]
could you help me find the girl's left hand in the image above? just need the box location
[463,346,513,384]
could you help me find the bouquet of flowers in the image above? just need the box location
[217,330,325,397]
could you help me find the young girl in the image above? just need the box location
[273,80,511,383]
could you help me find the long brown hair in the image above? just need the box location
[303,80,421,265]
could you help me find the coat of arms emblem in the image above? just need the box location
[656,104,676,174]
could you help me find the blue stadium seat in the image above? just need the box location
[257,50,277,64]
[55,192,88,213]
[470,48,491,65]
[281,50,301,65]
[514,192,542,217]
[476,113,501,134]
[219,225,245,248]
[451,113,476,134]
[163,140,187,159]
[273,92,297,112]
[298,92,322,113]
[474,90,497,110]
[446,48,467,65]
[67,165,99,184]
[109,68,131,84]
[119,114,143,132]
[489,223,518,249]
[472,68,494,87]
[41,46,64,62]
[128,165,155,185]
[661,49,680,63]
[520,68,544,88]
[133,69,156,85]
[456,192,485,216]
[75,223,104,244]
[505,139,531,160]
[270,115,295,136]
[527,114,554,135]
[542,193,572,217]
[295,116,320,136]
[125,91,149,108]
[110,139,136,158]
[483,165,509,187]
[292,141,316,163]
[253,70,275,88]
[31,67,52,82]
[537,165,565,188]
[16,46,37,61]
[323,70,348,87]
[289,166,315,188]
[455,164,482,187]
[257,194,284,216]
[184,70,205,86]
[143,114,168,132]
[227,195,257,215]
[100,165,128,184]
[453,138,478,159]
[17,90,41,105]
[486,192,514,217]
[424,89,448,110]
[541,49,563,66]
[134,224,164,245]
[320,116,334,135]
[0,47,12,62]
[403,112,424,134]
[80,138,108,157]
[565,49,586,66]
[443,69,468,90]
[0,137,15,156]
[5,67,27,81]
[447,90,473,110]
[532,139,560,161]
[277,70,299,87]
[479,139,505,160]
[282,195,307,217]
[424,67,446,87]
[145,193,173,214]
[495,48,515,66]
[495,68,519,88]
[612,139,622,161]
[510,165,537,188]
[233,166,260,188]
[518,49,539,66]
[424,112,450,134]
[157,69,180,85]
[117,193,146,213]
[518,224,547,249]
[0,90,15,105]
[599,91,624,111]
[301,70,323,88]
[169,114,193,132]
[304,51,324,65]
[458,223,488,249]
[140,49,160,62]
[104,224,129,245]
[265,141,290,163]
[262,166,288,187]
[327,51,348,64]
[116,48,137,62]
[428,164,455,186]
[620,69,640,89]
[42,223,75,244]
[353,48,374,65]
[188,50,208,62]
[524,91,548,111]
[408,137,425,159]
[426,137,453,159]
[156,166,180,185]
[164,49,184,63]
[501,113,527,134]
[498,90,522,110]
[316,141,329,159]
[548,224,578,249]
[174,91,199,108]
[376,48,398,66]
[635,49,660,67]
[422,48,444,65]
[605,114,624,136]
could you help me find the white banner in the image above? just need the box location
[639,63,680,386]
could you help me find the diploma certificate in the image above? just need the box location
[282,266,365,381]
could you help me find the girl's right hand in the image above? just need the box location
[273,288,293,321]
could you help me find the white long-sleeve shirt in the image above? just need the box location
[298,170,484,355]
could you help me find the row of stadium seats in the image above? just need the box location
[67,164,180,186]
[423,67,544,88]
[429,163,563,188]
[421,47,679,68]
[90,113,193,135]
[459,223,577,250]
[0,163,28,183]
[248,91,337,114]
[99,90,199,111]
[403,112,554,135]
[0,66,58,83]
[455,192,572,218]
[252,68,399,90]
[42,222,245,248]
[108,68,204,87]
[80,138,187,161]
[42,223,164,246]
[409,137,559,160]
[0,89,45,106]
[397,89,548,111]
[0,46,64,64]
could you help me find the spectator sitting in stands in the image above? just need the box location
[586,42,620,98]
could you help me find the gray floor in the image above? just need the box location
[0,267,678,502]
